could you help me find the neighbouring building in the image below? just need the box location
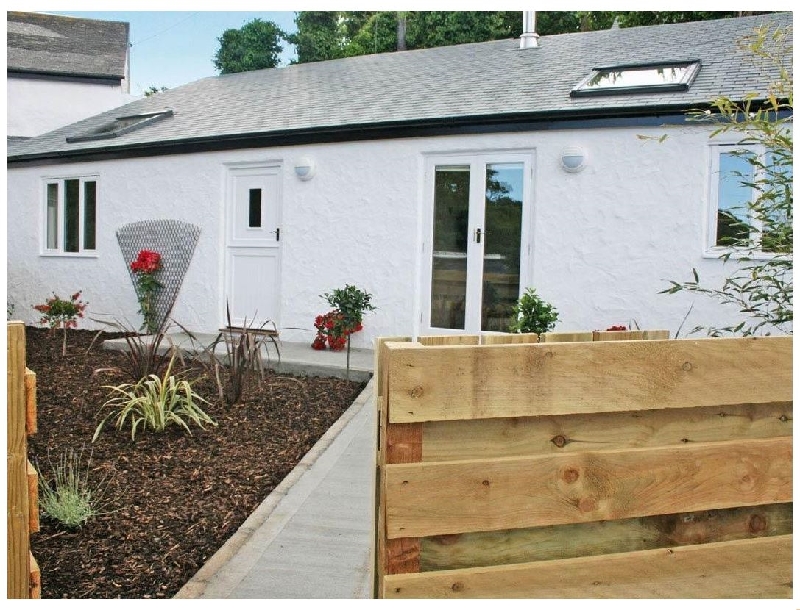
[7,11,133,142]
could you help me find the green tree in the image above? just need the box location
[287,11,344,64]
[289,11,776,64]
[213,18,285,74]
[662,25,792,336]
[143,85,168,97]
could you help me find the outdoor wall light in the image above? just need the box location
[294,157,316,181]
[560,147,587,173]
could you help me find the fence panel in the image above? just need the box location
[6,323,40,599]
[374,332,792,599]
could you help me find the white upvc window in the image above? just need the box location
[42,177,98,255]
[707,143,792,256]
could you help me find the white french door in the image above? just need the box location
[422,153,532,334]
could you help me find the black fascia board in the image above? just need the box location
[8,69,124,85]
[7,103,792,168]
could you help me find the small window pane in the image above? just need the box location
[83,181,97,250]
[248,189,262,228]
[716,151,753,247]
[64,179,80,252]
[46,183,59,249]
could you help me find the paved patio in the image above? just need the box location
[103,331,374,382]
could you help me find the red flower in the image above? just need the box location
[131,249,162,274]
[312,336,327,350]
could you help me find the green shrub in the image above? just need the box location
[321,284,376,330]
[36,448,103,529]
[94,354,216,441]
[508,288,559,335]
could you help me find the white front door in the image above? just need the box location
[224,165,282,328]
[422,153,532,334]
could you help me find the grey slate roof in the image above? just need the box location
[8,12,791,163]
[7,11,129,80]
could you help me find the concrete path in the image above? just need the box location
[174,378,376,599]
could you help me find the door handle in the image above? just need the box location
[271,228,280,241]
[475,228,482,244]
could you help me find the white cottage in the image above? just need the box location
[6,13,792,348]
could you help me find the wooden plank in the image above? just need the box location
[481,333,538,345]
[593,330,646,341]
[421,402,792,462]
[387,538,422,575]
[7,323,30,599]
[539,331,593,343]
[421,502,793,570]
[24,368,36,435]
[385,436,792,538]
[375,337,411,400]
[385,422,423,575]
[29,552,40,599]
[384,534,793,598]
[643,329,671,340]
[386,423,423,464]
[385,336,792,423]
[418,335,480,346]
[26,461,39,534]
[375,338,410,597]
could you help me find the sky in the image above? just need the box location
[42,10,300,96]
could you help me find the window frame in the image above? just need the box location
[705,141,789,260]
[41,175,99,257]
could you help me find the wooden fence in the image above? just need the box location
[7,322,40,599]
[373,331,792,598]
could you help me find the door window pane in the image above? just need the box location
[248,188,262,228]
[64,179,80,252]
[482,163,523,331]
[431,166,470,329]
[46,183,59,249]
[83,181,97,250]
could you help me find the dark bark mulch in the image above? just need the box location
[24,326,366,599]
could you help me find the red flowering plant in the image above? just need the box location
[312,284,374,378]
[130,249,163,334]
[33,291,87,356]
[312,311,363,352]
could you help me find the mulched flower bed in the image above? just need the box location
[24,326,366,599]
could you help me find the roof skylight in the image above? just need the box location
[66,110,174,143]
[571,61,700,97]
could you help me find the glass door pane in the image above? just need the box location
[430,166,470,329]
[482,163,524,331]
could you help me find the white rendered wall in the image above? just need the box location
[7,124,777,348]
[7,76,135,137]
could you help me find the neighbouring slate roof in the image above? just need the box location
[7,11,129,80]
[8,12,792,163]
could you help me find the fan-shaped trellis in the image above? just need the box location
[116,219,201,332]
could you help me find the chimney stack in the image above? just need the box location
[520,11,539,49]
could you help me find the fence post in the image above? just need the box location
[7,322,30,598]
